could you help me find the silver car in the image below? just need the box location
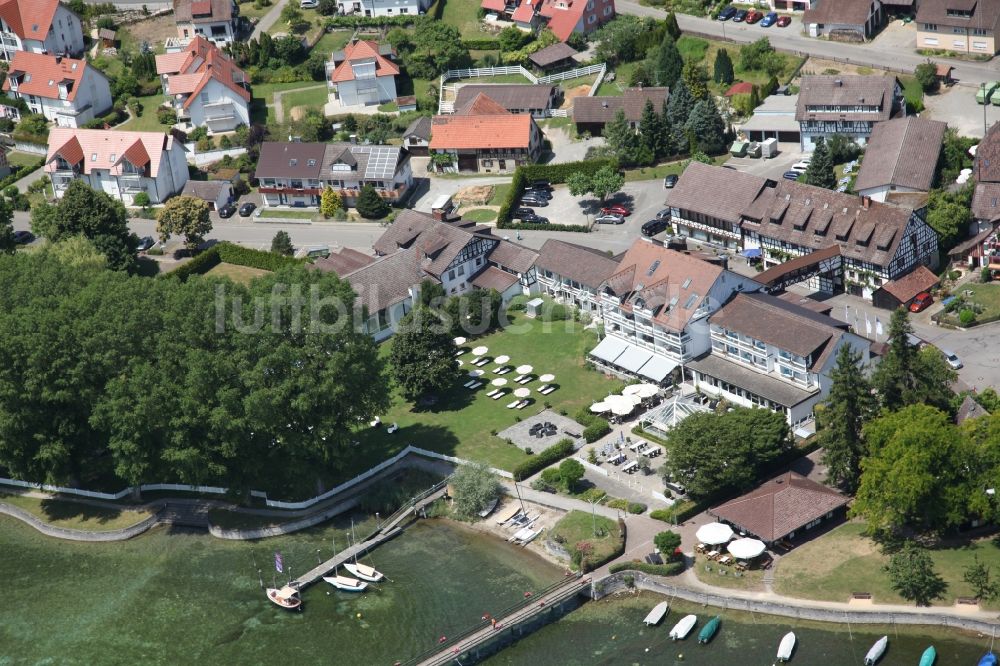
[595,213,625,224]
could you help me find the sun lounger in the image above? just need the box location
[516,400,529,410]
[540,385,556,395]
[455,349,465,357]
[471,356,482,364]
[496,366,511,375]
[492,390,507,400]
[469,381,483,390]
[486,389,500,398]
[518,376,533,384]
[387,423,398,434]
[507,400,520,409]
[464,380,476,388]
[475,358,490,367]
[512,374,526,383]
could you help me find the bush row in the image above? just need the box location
[0,158,44,192]
[519,158,617,184]
[606,498,647,514]
[608,560,684,576]
[461,39,499,50]
[167,246,222,282]
[217,242,304,272]
[574,407,611,443]
[512,438,575,481]
[323,15,416,28]
[496,221,591,233]
[497,168,527,225]
[81,107,128,130]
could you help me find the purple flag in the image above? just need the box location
[275,552,284,574]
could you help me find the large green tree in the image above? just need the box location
[818,344,875,492]
[685,99,727,155]
[356,185,390,219]
[156,195,212,250]
[648,33,684,88]
[450,462,502,521]
[872,308,955,411]
[667,80,695,153]
[566,164,625,203]
[884,541,947,606]
[602,109,647,166]
[713,48,734,85]
[388,22,470,79]
[444,288,503,337]
[0,197,14,254]
[682,61,710,100]
[804,138,837,190]
[389,308,458,402]
[662,407,789,498]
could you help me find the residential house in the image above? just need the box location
[402,116,431,156]
[429,93,543,173]
[917,0,1000,55]
[339,247,427,342]
[538,0,615,41]
[796,75,905,150]
[451,84,558,117]
[768,0,817,10]
[709,472,849,544]
[154,36,249,133]
[2,52,111,127]
[0,0,84,60]
[974,122,1000,229]
[854,116,947,202]
[589,238,763,384]
[688,291,872,425]
[511,0,542,30]
[736,93,801,144]
[802,0,884,40]
[181,179,233,210]
[173,0,239,45]
[336,0,431,17]
[572,87,669,136]
[326,39,399,107]
[255,141,413,208]
[44,128,189,205]
[667,160,769,250]
[956,394,990,424]
[528,42,578,72]
[312,247,376,277]
[535,239,620,312]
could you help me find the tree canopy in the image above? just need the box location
[804,138,836,190]
[872,308,955,412]
[818,344,875,492]
[156,195,212,250]
[566,164,625,203]
[713,48,734,85]
[356,185,391,219]
[884,541,947,606]
[389,308,458,402]
[685,99,727,155]
[450,462,502,521]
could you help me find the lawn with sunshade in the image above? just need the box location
[347,308,615,478]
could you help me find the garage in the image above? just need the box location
[736,94,801,145]
[457,153,479,172]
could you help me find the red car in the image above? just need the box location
[909,292,933,313]
[776,14,791,26]
[745,10,764,23]
[601,205,631,217]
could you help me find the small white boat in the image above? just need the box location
[323,575,368,592]
[864,636,888,665]
[343,562,384,583]
[517,528,541,545]
[479,497,499,518]
[777,631,796,662]
[266,585,301,610]
[669,614,697,640]
[495,504,521,525]
[643,601,669,626]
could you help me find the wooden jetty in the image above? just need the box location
[292,482,447,590]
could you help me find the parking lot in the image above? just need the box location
[517,178,671,233]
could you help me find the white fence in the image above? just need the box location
[537,62,606,85]
[441,65,537,84]
[438,62,608,114]
[184,145,247,167]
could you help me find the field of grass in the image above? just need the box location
[237,0,272,20]
[118,94,170,133]
[256,209,318,220]
[954,282,1000,321]
[440,0,499,40]
[0,492,152,532]
[487,183,512,205]
[694,558,766,591]
[550,510,624,569]
[775,522,1000,608]
[677,35,805,95]
[281,86,329,111]
[461,208,498,222]
[596,62,638,96]
[558,74,599,91]
[623,154,730,182]
[899,75,924,112]
[252,80,320,106]
[312,29,353,55]
[6,151,40,168]
[203,262,272,285]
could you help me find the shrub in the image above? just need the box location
[512,438,575,481]
[627,502,647,514]
[166,246,222,281]
[649,509,674,523]
[608,561,684,576]
[960,309,976,327]
[582,419,611,443]
[461,38,499,49]
[217,242,303,271]
[356,184,390,219]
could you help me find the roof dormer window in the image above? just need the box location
[91,153,97,162]
[109,153,116,162]
[290,158,298,166]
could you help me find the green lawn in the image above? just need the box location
[252,80,319,106]
[440,0,498,40]
[237,0,272,19]
[597,61,638,96]
[623,154,730,182]
[348,309,616,477]
[775,522,1000,608]
[461,208,498,222]
[487,183,512,205]
[0,492,152,532]
[281,86,329,112]
[118,94,170,132]
[312,30,353,56]
[899,75,924,112]
[695,559,767,591]
[6,151,40,168]
[203,262,272,285]
[550,510,624,569]
[676,36,804,95]
[952,282,1000,321]
[378,101,399,112]
[255,209,318,220]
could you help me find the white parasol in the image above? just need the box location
[695,522,734,546]
[494,355,511,365]
[491,378,508,387]
[623,384,643,395]
[637,384,660,399]
[590,402,611,413]
[610,402,633,416]
[514,388,531,398]
[516,364,533,375]
[727,537,766,560]
[539,373,555,383]
[453,336,467,346]
[468,369,484,377]
[472,346,489,356]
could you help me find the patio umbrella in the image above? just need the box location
[610,402,633,416]
[636,384,659,399]
[539,373,555,383]
[514,388,531,398]
[453,336,467,346]
[494,355,511,365]
[622,384,643,396]
[696,522,734,546]
[742,248,762,259]
[468,369,484,377]
[491,378,508,387]
[590,402,611,413]
[472,345,488,356]
[727,537,766,560]
[516,364,533,375]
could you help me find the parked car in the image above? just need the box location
[136,236,156,252]
[656,208,672,220]
[733,8,748,21]
[300,0,318,6]
[782,171,801,180]
[790,162,810,173]
[523,187,552,200]
[942,349,963,370]
[218,203,236,219]
[663,174,679,188]
[12,230,33,245]
[238,202,257,217]
[718,5,737,20]
[761,11,777,26]
[910,292,933,312]
[520,213,549,224]
[512,207,536,219]
[641,218,671,236]
[528,179,553,191]
[520,193,549,207]
[595,213,625,225]
[776,14,791,26]
[745,10,764,23]
[601,204,631,217]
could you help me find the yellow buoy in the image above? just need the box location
[356,613,362,619]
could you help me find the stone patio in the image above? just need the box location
[497,409,584,453]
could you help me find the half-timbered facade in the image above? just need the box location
[796,75,905,151]
[666,161,767,249]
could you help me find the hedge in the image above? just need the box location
[0,158,44,192]
[496,159,618,225]
[323,15,417,28]
[512,438,575,481]
[461,39,499,50]
[496,221,591,233]
[217,243,304,272]
[608,560,684,576]
[582,419,610,443]
[167,245,222,281]
[497,168,527,225]
[607,498,647,514]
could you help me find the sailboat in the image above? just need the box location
[322,534,368,592]
[865,636,888,665]
[919,646,936,666]
[266,584,302,610]
[342,519,385,583]
[669,614,697,640]
[776,632,796,662]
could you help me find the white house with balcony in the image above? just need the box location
[535,239,620,313]
[155,36,249,133]
[335,0,430,18]
[173,0,239,46]
[2,52,111,127]
[44,128,189,205]
[688,291,872,426]
[0,0,85,61]
[326,39,399,107]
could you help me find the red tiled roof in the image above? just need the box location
[511,0,537,22]
[430,113,536,150]
[454,92,510,116]
[0,0,61,43]
[2,51,93,102]
[545,7,582,41]
[875,265,939,303]
[156,36,249,108]
[330,40,399,83]
[45,128,175,177]
[724,82,754,97]
[480,0,506,10]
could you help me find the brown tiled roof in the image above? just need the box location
[709,292,849,370]
[949,224,997,257]
[709,471,849,543]
[775,291,834,315]
[975,122,1000,183]
[855,117,946,193]
[181,179,229,201]
[803,0,873,25]
[973,182,1000,222]
[403,116,432,141]
[917,0,1000,32]
[471,265,519,291]
[488,239,539,273]
[536,239,620,288]
[312,248,375,276]
[374,210,481,278]
[174,0,234,23]
[529,42,578,67]
[667,161,767,225]
[876,265,939,303]
[601,239,724,334]
[957,394,989,424]
[687,353,818,407]
[740,177,914,270]
[756,246,843,288]
[796,75,898,122]
[454,84,555,112]
[255,142,327,180]
[342,247,429,314]
[573,87,669,124]
[453,92,511,116]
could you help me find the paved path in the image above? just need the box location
[251,0,291,40]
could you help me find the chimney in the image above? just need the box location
[862,196,871,210]
[834,79,842,87]
[601,101,608,108]
[55,55,62,64]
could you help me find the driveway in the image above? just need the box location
[923,84,1000,138]
[542,125,604,164]
[251,0,290,40]
[726,144,807,180]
